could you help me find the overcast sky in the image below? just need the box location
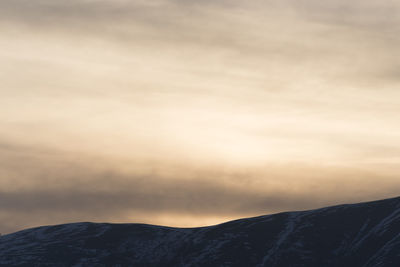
[1,0,400,234]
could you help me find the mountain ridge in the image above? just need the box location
[1,196,400,266]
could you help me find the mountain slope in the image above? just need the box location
[1,196,400,266]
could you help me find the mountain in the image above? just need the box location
[1,196,400,266]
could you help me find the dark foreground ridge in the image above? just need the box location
[1,196,400,266]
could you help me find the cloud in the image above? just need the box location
[288,0,400,29]
[1,139,400,234]
[1,0,400,234]
[2,0,399,93]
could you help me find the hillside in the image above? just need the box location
[1,196,400,266]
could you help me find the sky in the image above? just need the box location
[1,0,400,234]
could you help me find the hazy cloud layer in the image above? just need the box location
[1,0,400,233]
[1,141,400,233]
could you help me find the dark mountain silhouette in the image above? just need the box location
[1,196,400,266]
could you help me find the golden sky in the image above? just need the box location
[1,0,400,233]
